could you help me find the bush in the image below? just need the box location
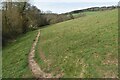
[2,2,73,45]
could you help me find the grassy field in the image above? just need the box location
[72,11,109,18]
[2,30,38,78]
[35,9,118,78]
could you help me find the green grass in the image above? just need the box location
[2,30,38,78]
[35,9,118,78]
[83,11,100,15]
[72,10,111,18]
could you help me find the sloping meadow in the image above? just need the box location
[35,9,118,78]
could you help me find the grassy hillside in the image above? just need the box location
[2,30,38,78]
[35,9,118,78]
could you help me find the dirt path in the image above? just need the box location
[28,30,63,78]
[79,59,86,78]
[28,30,52,78]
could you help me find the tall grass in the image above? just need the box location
[2,30,38,78]
[35,9,118,78]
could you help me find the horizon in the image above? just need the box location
[0,1,119,13]
[30,1,119,14]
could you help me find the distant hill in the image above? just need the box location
[63,6,118,14]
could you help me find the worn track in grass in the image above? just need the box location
[28,30,63,78]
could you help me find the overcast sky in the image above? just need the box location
[1,0,119,13]
[29,0,119,13]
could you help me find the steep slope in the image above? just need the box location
[35,9,118,78]
[2,30,38,78]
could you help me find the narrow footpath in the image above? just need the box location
[28,30,63,78]
[28,30,52,78]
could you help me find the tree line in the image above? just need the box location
[2,1,74,46]
[65,6,118,14]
